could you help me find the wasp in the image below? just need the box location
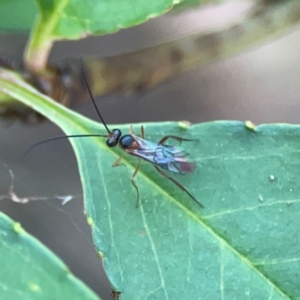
[27,62,203,208]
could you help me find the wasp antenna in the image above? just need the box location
[23,134,107,159]
[80,58,111,134]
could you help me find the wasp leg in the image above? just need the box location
[112,155,126,167]
[154,166,204,208]
[141,125,145,138]
[158,135,199,145]
[130,124,134,135]
[131,160,141,207]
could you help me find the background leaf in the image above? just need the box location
[0,0,217,32]
[0,68,299,299]
[25,0,183,69]
[0,212,100,299]
[0,0,37,31]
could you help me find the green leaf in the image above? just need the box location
[0,212,100,299]
[0,68,299,299]
[0,0,220,33]
[25,0,182,69]
[174,0,220,10]
[0,0,38,31]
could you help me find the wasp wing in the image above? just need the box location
[155,145,197,174]
[130,136,197,174]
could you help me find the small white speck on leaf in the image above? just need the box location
[258,194,263,202]
[269,175,275,181]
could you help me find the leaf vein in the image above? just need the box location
[205,199,300,219]
[139,201,170,300]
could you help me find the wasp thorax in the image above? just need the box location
[120,135,134,149]
[106,129,122,147]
